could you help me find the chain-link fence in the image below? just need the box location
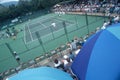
[0,13,108,74]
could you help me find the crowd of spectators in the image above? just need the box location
[54,4,120,80]
[52,0,120,15]
[52,15,120,78]
[52,35,88,80]
[1,1,120,80]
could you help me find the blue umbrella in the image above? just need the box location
[71,23,120,80]
[8,67,73,80]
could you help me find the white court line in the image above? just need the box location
[55,17,74,23]
[26,15,74,44]
[31,21,63,33]
[24,25,27,44]
[32,24,73,42]
[26,22,75,44]
[25,15,58,44]
[40,23,48,28]
[29,15,57,27]
[27,24,33,41]
[31,27,65,42]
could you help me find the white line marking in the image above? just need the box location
[31,21,62,33]
[26,16,75,44]
[27,23,33,41]
[24,25,27,44]
[29,15,57,27]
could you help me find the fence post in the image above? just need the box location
[85,12,89,34]
[35,31,46,53]
[5,43,14,56]
[5,43,20,65]
[50,26,55,39]
[75,14,78,28]
[63,21,69,42]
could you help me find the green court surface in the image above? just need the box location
[0,13,108,73]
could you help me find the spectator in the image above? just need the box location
[68,49,75,61]
[101,21,109,29]
[54,59,64,69]
[79,37,84,46]
[95,27,101,33]
[83,34,89,42]
[6,28,12,38]
[74,36,80,46]
[11,27,18,36]
[63,55,72,71]
[114,15,120,23]
[71,40,77,51]
[75,46,81,56]
[65,58,72,72]
[13,51,20,64]
[66,42,72,50]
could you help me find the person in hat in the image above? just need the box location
[13,51,20,64]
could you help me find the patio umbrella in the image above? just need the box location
[7,67,73,80]
[71,23,120,80]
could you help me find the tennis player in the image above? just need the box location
[51,22,57,30]
[51,22,56,28]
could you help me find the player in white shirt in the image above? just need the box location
[51,22,57,30]
[51,22,56,28]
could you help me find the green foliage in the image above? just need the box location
[0,0,65,25]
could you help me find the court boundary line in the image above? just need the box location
[27,24,33,41]
[31,20,64,33]
[25,16,75,44]
[24,16,103,44]
[24,25,26,44]
[31,27,65,43]
[55,17,74,24]
[26,21,75,44]
[31,22,76,43]
[40,22,48,28]
[29,15,58,27]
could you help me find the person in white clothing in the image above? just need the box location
[54,59,64,69]
[51,22,57,30]
[13,51,20,64]
[101,21,109,29]
[114,15,120,23]
[51,22,56,28]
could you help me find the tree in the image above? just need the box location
[0,0,65,26]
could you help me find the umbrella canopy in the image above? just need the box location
[71,23,120,80]
[7,67,73,80]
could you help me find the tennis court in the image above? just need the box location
[24,15,75,44]
[0,13,108,73]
